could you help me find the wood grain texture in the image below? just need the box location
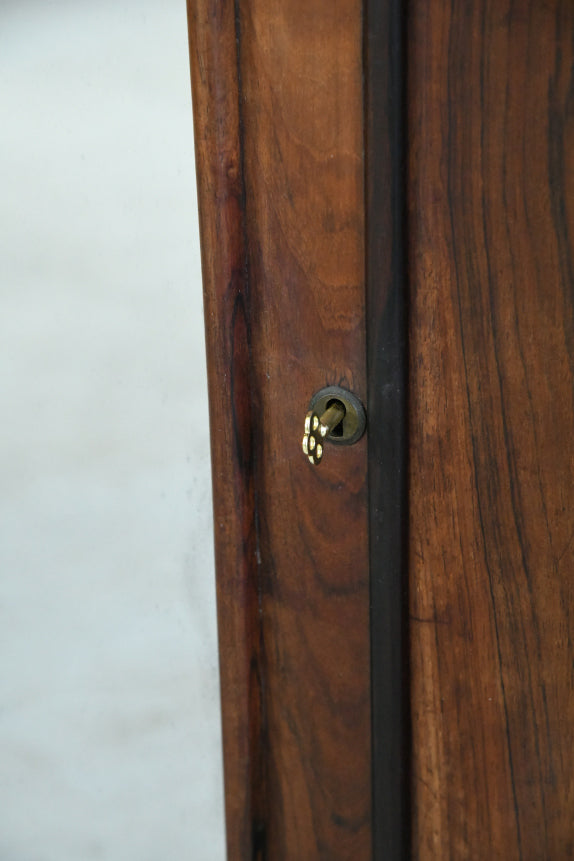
[186,3,265,856]
[239,1,371,856]
[408,1,574,857]
[188,0,371,857]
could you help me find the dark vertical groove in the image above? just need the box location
[364,0,409,858]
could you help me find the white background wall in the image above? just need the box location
[0,1,225,858]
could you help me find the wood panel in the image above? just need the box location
[239,2,370,857]
[188,0,370,857]
[408,1,574,857]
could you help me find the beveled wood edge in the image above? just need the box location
[186,3,266,858]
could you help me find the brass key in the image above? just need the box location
[302,401,345,465]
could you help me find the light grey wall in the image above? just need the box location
[0,1,225,858]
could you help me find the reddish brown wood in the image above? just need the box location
[187,1,370,857]
[408,1,574,856]
[186,3,264,856]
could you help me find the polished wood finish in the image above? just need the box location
[188,0,371,857]
[408,1,574,856]
[187,3,262,855]
[189,0,574,855]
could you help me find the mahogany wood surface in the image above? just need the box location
[188,1,371,857]
[408,1,574,857]
[187,3,263,855]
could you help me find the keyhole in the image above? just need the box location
[307,385,366,448]
[326,398,346,437]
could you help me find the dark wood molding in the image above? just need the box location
[364,0,409,858]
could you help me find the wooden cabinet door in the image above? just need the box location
[186,0,574,858]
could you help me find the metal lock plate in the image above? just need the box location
[308,385,366,446]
